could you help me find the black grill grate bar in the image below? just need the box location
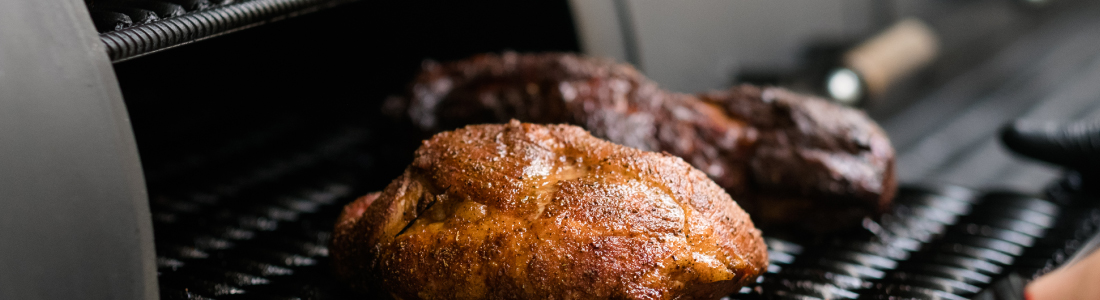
[99,0,358,62]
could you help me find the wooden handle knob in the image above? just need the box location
[844,18,940,98]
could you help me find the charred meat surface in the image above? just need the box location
[332,121,768,300]
[386,52,896,231]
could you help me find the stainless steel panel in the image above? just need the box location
[0,0,158,299]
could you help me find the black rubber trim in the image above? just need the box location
[100,0,356,62]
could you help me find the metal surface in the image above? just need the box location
[0,0,158,299]
[99,0,358,62]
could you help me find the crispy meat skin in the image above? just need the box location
[332,121,768,300]
[387,52,896,230]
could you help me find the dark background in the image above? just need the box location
[114,1,580,177]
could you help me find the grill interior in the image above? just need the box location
[146,119,1100,300]
[93,1,1100,299]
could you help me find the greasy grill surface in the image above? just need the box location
[87,0,357,62]
[151,125,1100,300]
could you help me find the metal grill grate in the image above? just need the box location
[151,127,371,300]
[732,185,1099,300]
[148,125,1099,300]
[89,0,357,62]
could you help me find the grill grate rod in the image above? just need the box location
[99,0,357,62]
